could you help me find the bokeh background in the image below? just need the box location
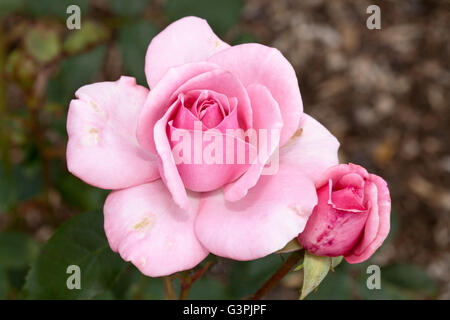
[0,0,448,299]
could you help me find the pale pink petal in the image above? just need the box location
[145,16,229,88]
[345,174,391,263]
[168,123,256,192]
[208,43,302,145]
[171,69,252,130]
[104,181,208,277]
[66,76,159,189]
[195,164,317,260]
[137,62,220,154]
[154,99,190,211]
[280,113,340,185]
[223,84,283,201]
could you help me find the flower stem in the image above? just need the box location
[163,276,177,300]
[179,261,214,300]
[250,250,303,300]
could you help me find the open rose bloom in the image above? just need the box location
[67,16,359,277]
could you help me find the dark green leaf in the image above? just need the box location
[0,0,24,15]
[106,0,149,16]
[0,232,39,269]
[56,174,108,212]
[358,263,438,300]
[189,277,230,299]
[24,211,128,299]
[165,0,243,35]
[232,33,258,45]
[0,165,17,212]
[25,0,88,19]
[306,270,351,300]
[47,45,106,105]
[229,254,284,298]
[118,20,159,86]
[0,266,9,299]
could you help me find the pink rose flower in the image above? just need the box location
[297,163,391,263]
[66,17,340,276]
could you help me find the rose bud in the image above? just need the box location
[297,163,391,263]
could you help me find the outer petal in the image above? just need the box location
[223,84,283,201]
[195,164,317,260]
[297,182,369,257]
[66,76,159,189]
[103,181,208,277]
[208,43,302,145]
[145,16,229,88]
[137,62,220,155]
[345,174,391,263]
[280,113,340,185]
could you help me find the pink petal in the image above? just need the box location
[213,97,239,132]
[315,163,369,189]
[137,62,220,155]
[145,16,229,88]
[223,84,283,201]
[168,123,256,192]
[298,184,369,257]
[199,103,223,128]
[66,76,159,189]
[154,99,190,211]
[345,174,391,263]
[208,43,302,145]
[330,187,366,212]
[171,69,252,130]
[335,172,365,190]
[195,164,318,260]
[104,181,208,277]
[279,113,340,184]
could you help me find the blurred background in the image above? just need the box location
[0,0,448,299]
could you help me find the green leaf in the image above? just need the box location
[24,0,88,19]
[165,0,243,35]
[0,164,17,212]
[306,270,351,300]
[300,252,331,299]
[24,211,128,299]
[56,174,108,212]
[229,254,284,298]
[47,45,106,105]
[0,0,24,15]
[189,277,230,300]
[0,232,39,269]
[331,256,344,270]
[276,238,302,254]
[0,265,9,299]
[358,263,438,300]
[25,29,61,64]
[232,33,258,45]
[118,20,159,86]
[106,0,149,16]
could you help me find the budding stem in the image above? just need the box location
[250,250,303,300]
